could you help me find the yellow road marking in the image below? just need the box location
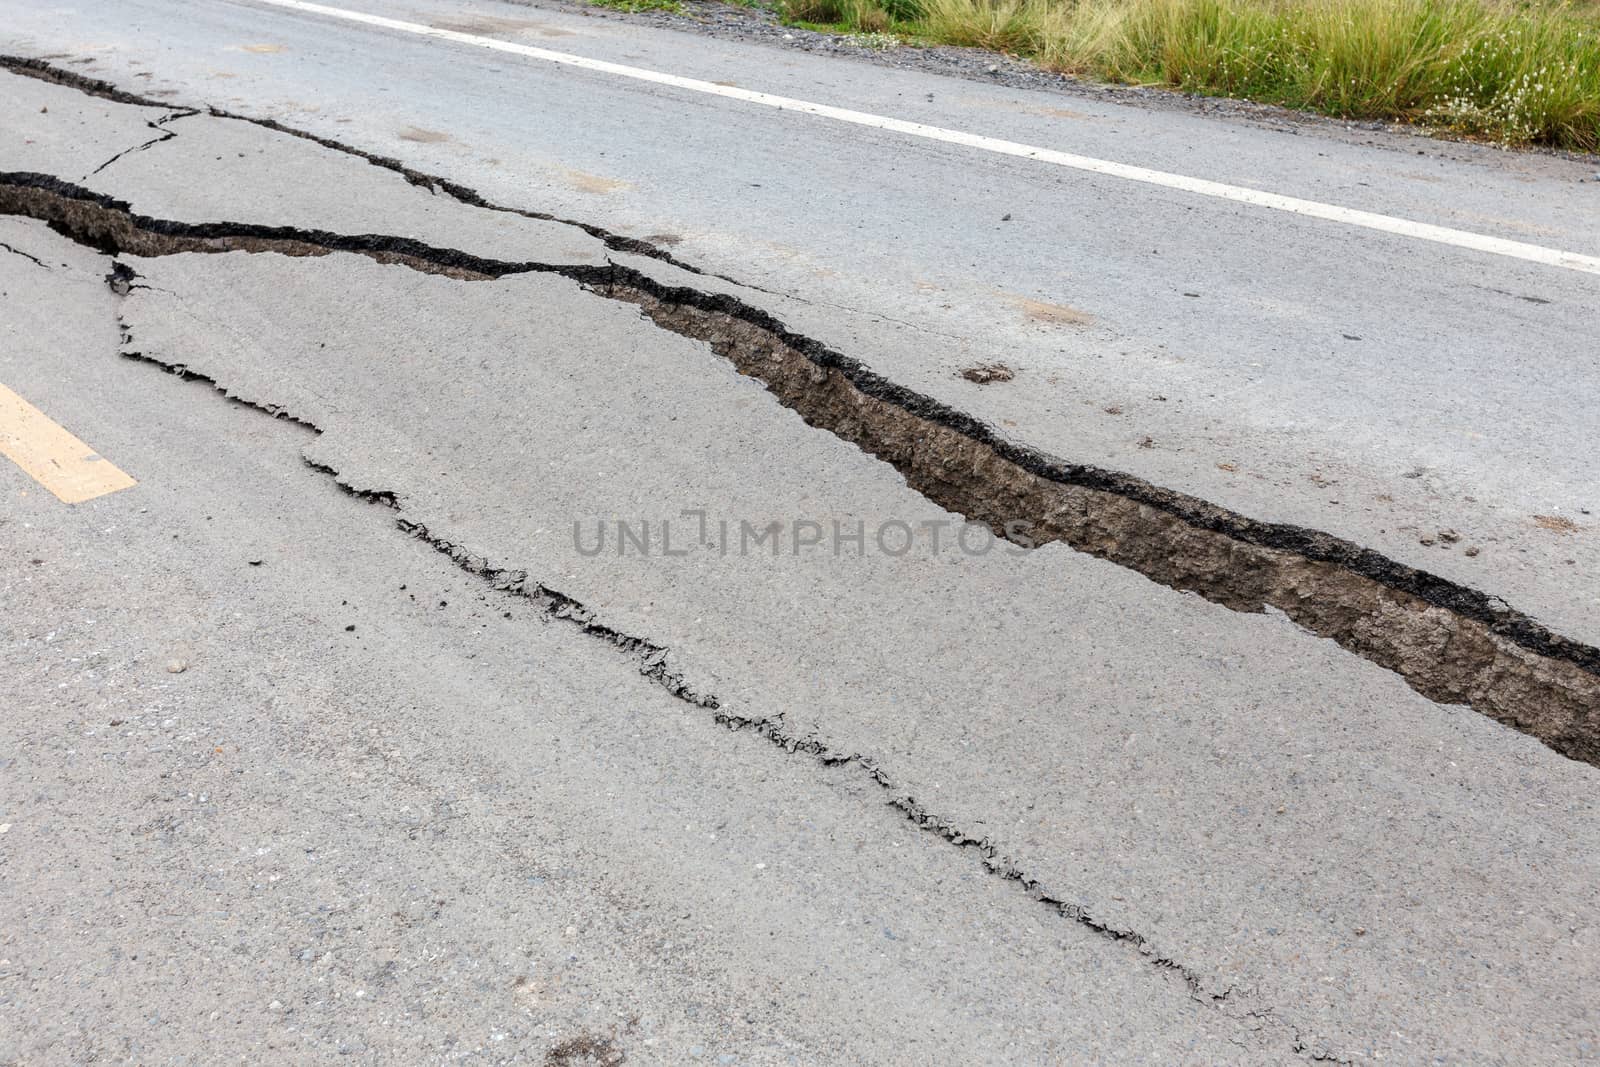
[0,383,136,504]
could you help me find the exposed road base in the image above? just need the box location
[2,165,1596,768]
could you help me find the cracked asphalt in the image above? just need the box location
[2,3,1599,1065]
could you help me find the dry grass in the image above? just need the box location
[776,0,1600,149]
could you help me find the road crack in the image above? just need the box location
[104,278,1310,1057]
[5,168,1594,776]
[0,238,49,269]
[0,54,708,275]
[86,108,196,177]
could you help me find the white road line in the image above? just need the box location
[248,0,1600,277]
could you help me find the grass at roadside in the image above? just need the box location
[592,0,686,12]
[773,0,1600,150]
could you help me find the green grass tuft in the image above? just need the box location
[762,0,1600,150]
[590,0,686,12]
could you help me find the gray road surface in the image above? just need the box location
[2,2,1598,1064]
[3,0,1597,641]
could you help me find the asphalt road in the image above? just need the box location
[2,1,1599,1064]
[5,0,1599,640]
